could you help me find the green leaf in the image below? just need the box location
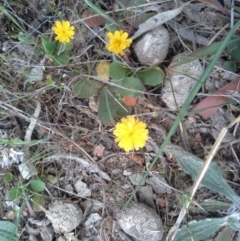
[98,88,117,124]
[52,53,69,65]
[73,78,104,98]
[125,17,240,209]
[7,186,23,200]
[85,0,117,26]
[29,179,45,192]
[171,38,240,68]
[31,194,45,212]
[109,62,131,80]
[0,4,24,31]
[3,172,13,183]
[34,48,44,56]
[227,39,240,61]
[57,41,73,53]
[112,76,144,97]
[223,60,237,73]
[237,232,240,241]
[174,218,226,241]
[165,144,240,208]
[116,104,131,117]
[215,227,235,241]
[227,215,240,232]
[0,221,18,241]
[190,199,230,213]
[41,35,56,54]
[18,32,35,45]
[137,66,164,86]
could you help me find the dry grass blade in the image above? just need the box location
[166,115,240,241]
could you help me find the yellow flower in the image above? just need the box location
[52,20,74,43]
[106,30,132,55]
[113,116,149,152]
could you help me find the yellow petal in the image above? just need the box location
[56,21,62,28]
[107,32,114,39]
[115,31,121,39]
[122,32,128,39]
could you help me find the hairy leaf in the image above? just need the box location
[174,218,226,241]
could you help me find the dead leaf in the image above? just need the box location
[197,0,229,15]
[74,180,92,197]
[93,143,105,157]
[147,173,172,194]
[82,9,106,27]
[129,154,144,166]
[89,97,99,112]
[96,61,110,81]
[167,20,209,46]
[195,133,202,143]
[122,96,138,106]
[193,78,240,119]
[210,111,235,142]
[157,198,166,207]
[130,4,186,40]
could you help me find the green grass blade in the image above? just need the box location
[171,38,240,67]
[0,4,24,31]
[85,0,118,26]
[125,19,240,208]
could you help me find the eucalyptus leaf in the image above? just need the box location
[73,78,104,98]
[137,66,164,86]
[131,5,185,40]
[174,218,226,241]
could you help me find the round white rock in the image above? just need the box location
[133,26,169,66]
[117,203,164,241]
[162,52,204,111]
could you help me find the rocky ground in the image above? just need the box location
[0,0,240,241]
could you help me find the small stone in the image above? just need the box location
[117,203,163,241]
[129,173,145,186]
[147,173,172,194]
[74,180,91,198]
[162,52,203,111]
[133,26,169,65]
[46,201,82,233]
